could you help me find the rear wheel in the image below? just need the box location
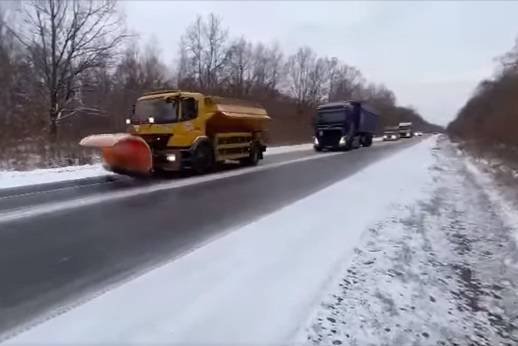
[362,134,373,147]
[241,142,260,166]
[192,142,215,174]
[314,145,322,152]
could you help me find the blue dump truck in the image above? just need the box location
[313,101,378,151]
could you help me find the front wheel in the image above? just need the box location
[191,142,215,174]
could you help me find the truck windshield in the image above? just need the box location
[132,99,178,124]
[316,109,347,123]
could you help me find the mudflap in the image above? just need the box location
[80,134,153,176]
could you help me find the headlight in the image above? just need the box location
[166,154,176,162]
[148,117,155,124]
[313,137,319,145]
[339,136,346,145]
[383,135,388,139]
[125,118,131,125]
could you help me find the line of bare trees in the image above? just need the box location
[1,2,438,170]
[448,39,518,156]
[176,14,393,107]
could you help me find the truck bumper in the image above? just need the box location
[152,148,188,172]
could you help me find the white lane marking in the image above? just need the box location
[0,152,342,225]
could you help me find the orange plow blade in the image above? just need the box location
[80,134,152,175]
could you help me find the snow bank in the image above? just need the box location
[4,137,438,345]
[0,164,112,189]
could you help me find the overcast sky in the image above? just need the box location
[123,1,518,126]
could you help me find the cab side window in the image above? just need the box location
[181,98,198,121]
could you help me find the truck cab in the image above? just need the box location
[313,101,377,151]
[398,122,413,138]
[127,91,208,172]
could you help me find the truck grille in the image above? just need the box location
[139,134,172,150]
[318,129,342,147]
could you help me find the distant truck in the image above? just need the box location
[80,90,270,175]
[313,101,378,151]
[383,126,400,141]
[398,122,413,138]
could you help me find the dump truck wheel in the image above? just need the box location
[363,134,373,147]
[192,142,215,174]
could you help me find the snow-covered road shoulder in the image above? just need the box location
[0,144,314,190]
[0,164,113,189]
[299,136,518,346]
[3,137,438,344]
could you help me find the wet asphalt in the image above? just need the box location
[0,138,421,337]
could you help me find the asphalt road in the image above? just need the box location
[0,138,421,339]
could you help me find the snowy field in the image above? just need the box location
[4,135,518,345]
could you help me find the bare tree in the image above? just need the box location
[180,13,229,92]
[251,42,283,96]
[0,6,43,138]
[225,37,253,96]
[328,63,365,101]
[110,39,171,127]
[354,82,396,110]
[11,0,127,142]
[307,57,333,105]
[140,38,170,89]
[285,46,316,105]
[499,37,518,75]
[204,13,228,90]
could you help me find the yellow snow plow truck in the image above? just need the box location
[80,90,270,176]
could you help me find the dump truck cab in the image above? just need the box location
[81,90,270,175]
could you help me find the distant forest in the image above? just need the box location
[448,39,518,162]
[0,1,440,169]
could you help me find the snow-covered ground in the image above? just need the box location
[266,143,313,154]
[0,164,113,189]
[299,136,518,346]
[0,143,314,190]
[4,135,518,345]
